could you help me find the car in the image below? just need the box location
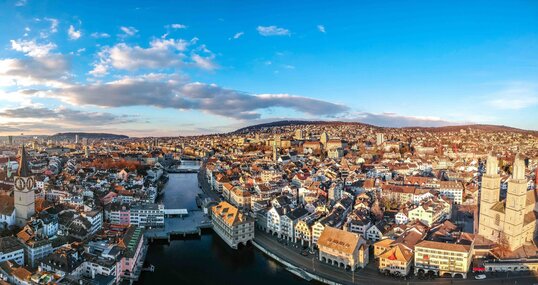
[301,251,308,256]
[475,274,486,280]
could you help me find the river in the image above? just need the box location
[136,160,313,285]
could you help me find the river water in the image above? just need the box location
[136,161,312,285]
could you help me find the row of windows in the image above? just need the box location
[417,249,466,257]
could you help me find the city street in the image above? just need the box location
[254,230,538,285]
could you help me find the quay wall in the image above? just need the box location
[252,240,343,285]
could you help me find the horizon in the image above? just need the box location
[0,119,535,139]
[0,1,537,136]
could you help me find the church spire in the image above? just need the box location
[18,145,30,177]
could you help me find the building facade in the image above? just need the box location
[414,240,473,278]
[211,201,254,249]
[478,154,536,251]
[317,226,368,271]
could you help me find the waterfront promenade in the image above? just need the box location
[254,230,538,285]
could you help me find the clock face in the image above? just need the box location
[15,178,25,191]
[26,177,35,189]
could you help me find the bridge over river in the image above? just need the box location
[145,210,212,242]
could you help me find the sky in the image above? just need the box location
[0,0,537,137]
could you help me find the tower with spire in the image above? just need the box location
[14,145,35,226]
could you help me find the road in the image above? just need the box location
[254,230,538,285]
[197,167,221,201]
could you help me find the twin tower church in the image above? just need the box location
[479,154,536,251]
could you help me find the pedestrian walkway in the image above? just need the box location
[145,210,212,241]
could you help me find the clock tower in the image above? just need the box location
[14,145,35,226]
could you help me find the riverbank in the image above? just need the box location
[137,171,311,285]
[252,239,338,285]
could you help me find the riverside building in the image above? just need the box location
[211,201,254,249]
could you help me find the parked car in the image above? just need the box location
[475,274,486,280]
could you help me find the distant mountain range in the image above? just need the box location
[50,132,129,141]
[233,120,538,135]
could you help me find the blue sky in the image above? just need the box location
[0,0,537,136]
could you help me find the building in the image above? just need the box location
[438,181,464,204]
[280,208,309,242]
[484,258,538,272]
[376,133,384,146]
[407,198,451,227]
[211,201,254,249]
[130,203,164,228]
[414,240,473,278]
[81,210,103,235]
[118,226,145,281]
[317,226,368,271]
[14,146,35,227]
[266,206,285,237]
[478,154,536,251]
[0,236,24,265]
[294,215,317,247]
[378,243,413,276]
[230,188,251,210]
[0,195,15,226]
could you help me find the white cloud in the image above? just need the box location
[348,112,460,128]
[68,25,82,40]
[70,48,86,56]
[171,24,187,29]
[257,25,290,36]
[191,54,216,70]
[91,32,110,38]
[44,18,59,33]
[10,39,56,57]
[90,37,219,74]
[110,39,187,69]
[15,0,27,6]
[232,32,244,39]
[0,55,70,87]
[120,26,138,37]
[89,62,108,77]
[0,106,137,126]
[487,82,538,110]
[317,25,326,33]
[90,39,188,74]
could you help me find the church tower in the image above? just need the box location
[320,132,329,147]
[479,154,501,240]
[85,145,90,159]
[14,145,35,226]
[272,142,279,162]
[503,154,528,250]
